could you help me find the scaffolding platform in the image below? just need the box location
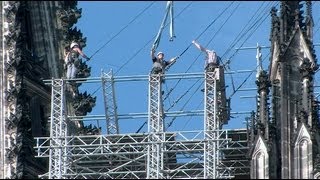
[34,69,248,179]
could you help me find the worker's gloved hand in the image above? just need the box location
[170,56,178,64]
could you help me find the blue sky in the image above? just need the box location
[75,1,320,134]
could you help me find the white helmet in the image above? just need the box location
[157,52,164,56]
[70,42,79,49]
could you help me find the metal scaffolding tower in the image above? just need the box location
[101,70,119,134]
[34,71,250,179]
[204,70,218,178]
[48,79,69,179]
[147,73,165,178]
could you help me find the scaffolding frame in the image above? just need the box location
[147,73,165,178]
[101,70,119,134]
[48,79,69,179]
[35,71,249,179]
[204,70,218,178]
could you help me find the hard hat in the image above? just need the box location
[157,52,164,56]
[70,42,79,49]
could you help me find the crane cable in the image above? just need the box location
[116,2,193,75]
[135,2,194,133]
[164,1,240,105]
[166,79,203,130]
[166,1,276,126]
[164,1,237,101]
[136,1,235,133]
[219,2,277,97]
[229,51,271,98]
[139,1,272,132]
[88,1,156,60]
[165,1,236,70]
[217,1,269,92]
[72,2,155,113]
[219,1,269,61]
[75,1,192,133]
[222,2,277,66]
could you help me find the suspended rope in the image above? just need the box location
[117,2,194,76]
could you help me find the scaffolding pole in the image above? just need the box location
[101,69,119,134]
[204,70,218,178]
[48,79,69,179]
[147,73,165,178]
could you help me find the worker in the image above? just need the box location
[65,42,90,79]
[192,40,220,72]
[150,48,177,74]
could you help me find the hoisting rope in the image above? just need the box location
[151,1,175,52]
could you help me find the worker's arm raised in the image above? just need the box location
[192,40,207,53]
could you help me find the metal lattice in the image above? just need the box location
[147,74,165,178]
[49,79,69,179]
[204,70,218,178]
[101,70,119,134]
[35,72,250,179]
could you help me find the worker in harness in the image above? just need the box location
[150,48,177,74]
[65,42,91,79]
[192,40,220,72]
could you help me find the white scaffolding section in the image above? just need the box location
[147,73,164,178]
[48,79,69,179]
[204,70,218,178]
[101,69,119,134]
[34,71,250,179]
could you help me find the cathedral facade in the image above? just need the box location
[0,1,95,178]
[249,1,320,179]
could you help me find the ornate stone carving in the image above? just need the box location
[300,58,314,79]
[57,7,82,29]
[5,112,21,130]
[65,27,87,48]
[256,70,270,94]
[76,59,91,79]
[72,91,97,116]
[270,7,279,42]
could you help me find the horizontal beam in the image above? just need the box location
[235,43,320,50]
[43,70,265,85]
[66,110,253,121]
